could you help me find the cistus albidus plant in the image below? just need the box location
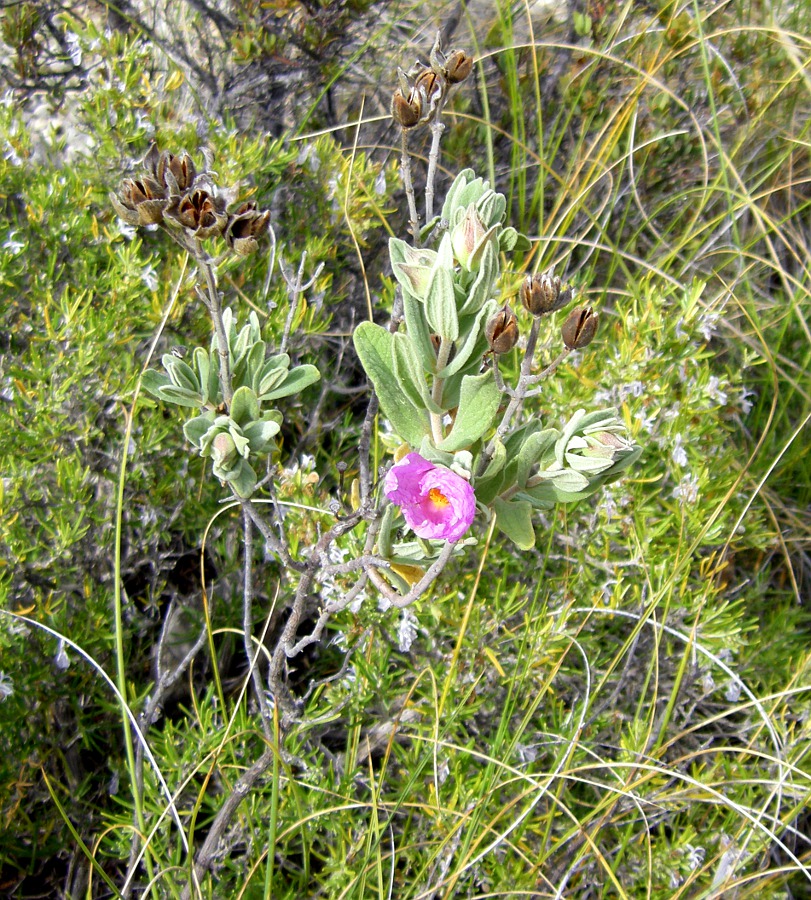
[111,29,641,891]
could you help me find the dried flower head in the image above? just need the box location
[391,64,444,128]
[391,88,422,128]
[110,176,168,226]
[428,32,473,85]
[165,188,227,238]
[225,202,271,256]
[444,49,474,84]
[384,453,475,543]
[561,307,599,350]
[485,304,520,354]
[520,267,572,317]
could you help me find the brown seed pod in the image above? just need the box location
[561,307,598,350]
[485,305,520,354]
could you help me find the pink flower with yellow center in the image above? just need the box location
[384,453,476,543]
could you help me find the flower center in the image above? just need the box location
[428,487,450,508]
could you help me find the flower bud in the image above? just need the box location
[561,307,598,350]
[450,203,489,270]
[485,304,519,354]
[520,267,572,316]
[445,50,473,84]
[211,431,238,469]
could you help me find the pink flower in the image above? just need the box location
[384,453,476,542]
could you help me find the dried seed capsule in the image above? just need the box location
[485,305,519,354]
[520,267,572,316]
[225,202,271,256]
[561,307,598,350]
[165,188,228,238]
[110,176,168,225]
[391,88,422,128]
[445,50,473,84]
[162,151,197,195]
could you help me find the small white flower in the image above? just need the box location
[5,618,29,637]
[673,474,700,505]
[66,32,83,66]
[117,221,137,241]
[374,169,387,196]
[54,639,70,671]
[141,265,158,291]
[0,671,13,701]
[2,232,24,254]
[674,318,688,340]
[600,579,616,605]
[515,743,537,764]
[706,376,728,405]
[437,757,450,784]
[619,380,645,400]
[672,434,688,467]
[739,388,755,415]
[634,410,657,434]
[377,595,392,613]
[4,142,22,166]
[724,679,742,702]
[698,313,720,342]
[332,631,348,650]
[685,843,706,870]
[397,609,418,653]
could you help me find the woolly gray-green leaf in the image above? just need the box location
[438,371,500,452]
[230,386,260,426]
[142,369,172,398]
[392,332,442,414]
[494,497,535,550]
[424,234,458,341]
[261,364,320,401]
[155,384,205,408]
[354,321,431,447]
[184,411,216,448]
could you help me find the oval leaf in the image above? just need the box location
[354,322,431,447]
[438,371,500,452]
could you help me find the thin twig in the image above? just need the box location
[424,94,448,225]
[523,348,572,394]
[243,507,273,741]
[242,497,305,572]
[187,747,276,892]
[367,540,456,609]
[278,250,325,355]
[399,127,420,245]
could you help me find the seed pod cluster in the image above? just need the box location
[391,32,473,129]
[111,143,270,254]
